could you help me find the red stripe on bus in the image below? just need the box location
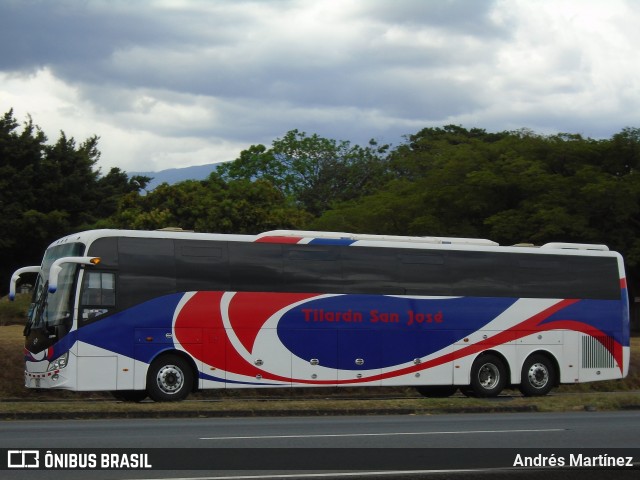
[255,236,302,244]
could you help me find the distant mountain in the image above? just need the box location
[130,163,221,190]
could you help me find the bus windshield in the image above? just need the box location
[26,242,85,337]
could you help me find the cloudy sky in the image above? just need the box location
[1,0,639,173]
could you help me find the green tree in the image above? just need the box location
[218,129,390,215]
[106,174,311,234]
[0,109,148,294]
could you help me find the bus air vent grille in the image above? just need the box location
[581,335,614,369]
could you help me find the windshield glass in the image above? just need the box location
[27,242,85,336]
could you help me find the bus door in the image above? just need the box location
[76,269,121,390]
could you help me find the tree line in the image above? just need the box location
[2,109,640,300]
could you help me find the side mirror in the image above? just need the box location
[9,266,40,301]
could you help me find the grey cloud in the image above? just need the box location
[1,2,148,72]
[1,0,637,172]
[1,0,504,92]
[348,0,507,37]
[0,1,239,77]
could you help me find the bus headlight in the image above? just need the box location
[47,352,69,371]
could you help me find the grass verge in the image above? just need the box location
[1,393,639,420]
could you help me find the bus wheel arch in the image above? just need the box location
[146,351,197,402]
[519,351,558,397]
[468,351,509,397]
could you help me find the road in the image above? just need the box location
[1,411,639,479]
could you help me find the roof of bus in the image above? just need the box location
[47,228,618,259]
[49,229,254,248]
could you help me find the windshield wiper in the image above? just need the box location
[25,285,48,337]
[23,319,32,337]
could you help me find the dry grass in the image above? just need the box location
[0,391,639,419]
[0,325,29,398]
[0,294,31,326]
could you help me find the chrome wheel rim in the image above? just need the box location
[156,365,184,394]
[478,362,500,390]
[527,362,549,389]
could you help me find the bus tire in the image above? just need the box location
[147,354,193,402]
[519,353,556,397]
[470,353,507,397]
[415,385,458,398]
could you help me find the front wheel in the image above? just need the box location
[469,354,507,397]
[519,354,556,397]
[147,354,193,402]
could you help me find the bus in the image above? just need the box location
[10,229,630,402]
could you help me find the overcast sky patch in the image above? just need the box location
[1,0,638,172]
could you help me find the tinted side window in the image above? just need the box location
[564,256,620,299]
[87,237,118,267]
[176,240,229,292]
[343,247,403,294]
[284,245,342,293]
[118,237,176,308]
[229,242,283,292]
[515,255,563,298]
[448,251,514,297]
[514,254,620,300]
[400,251,450,295]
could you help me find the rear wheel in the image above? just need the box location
[519,354,556,397]
[469,354,507,397]
[147,354,193,402]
